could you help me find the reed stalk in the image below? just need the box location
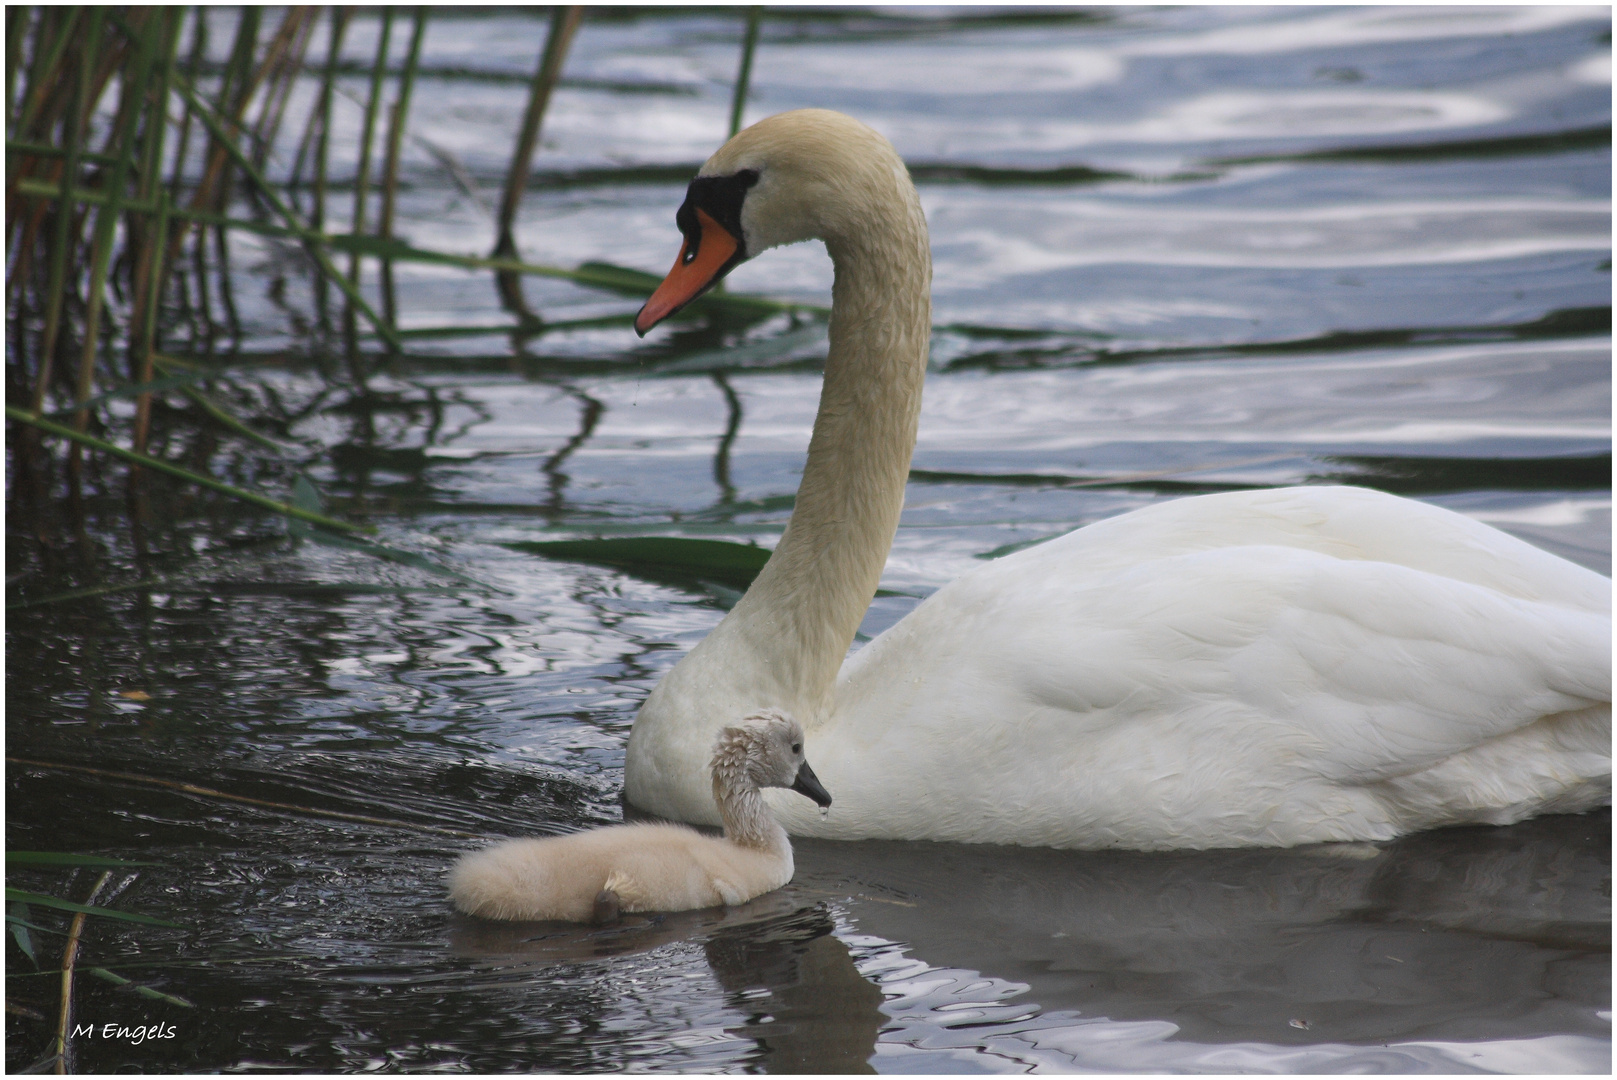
[5,3,817,573]
[380,6,427,330]
[175,6,274,291]
[12,7,80,147]
[70,14,160,489]
[53,871,112,1076]
[729,6,762,139]
[5,8,29,132]
[31,7,100,415]
[162,10,207,347]
[312,7,352,327]
[171,72,405,352]
[5,10,71,287]
[247,7,315,174]
[165,9,205,222]
[208,8,261,345]
[268,11,320,170]
[493,5,582,322]
[132,10,186,455]
[343,6,395,377]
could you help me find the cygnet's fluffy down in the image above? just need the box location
[449,710,831,922]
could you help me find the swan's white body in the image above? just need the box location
[624,110,1612,851]
[452,711,828,920]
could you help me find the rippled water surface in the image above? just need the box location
[6,6,1611,1073]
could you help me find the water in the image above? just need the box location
[6,6,1610,1073]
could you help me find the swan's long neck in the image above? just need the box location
[626,135,930,824]
[723,227,932,712]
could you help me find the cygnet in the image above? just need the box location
[449,709,832,922]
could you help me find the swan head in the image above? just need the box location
[710,708,833,808]
[635,109,917,335]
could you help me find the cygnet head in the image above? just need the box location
[635,109,918,335]
[710,709,833,808]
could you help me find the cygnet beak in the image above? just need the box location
[791,761,833,808]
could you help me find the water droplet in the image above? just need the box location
[819,806,828,819]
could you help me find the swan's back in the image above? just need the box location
[1001,487,1604,612]
[773,486,1610,849]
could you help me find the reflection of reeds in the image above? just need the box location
[6,7,788,568]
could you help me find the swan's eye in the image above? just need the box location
[791,743,802,754]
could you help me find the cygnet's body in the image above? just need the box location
[449,710,832,922]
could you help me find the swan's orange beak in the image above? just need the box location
[634,208,740,337]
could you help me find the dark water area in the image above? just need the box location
[6,6,1611,1073]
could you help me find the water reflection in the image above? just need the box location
[788,810,1610,1052]
[709,371,744,506]
[437,807,1607,1070]
[706,905,884,1073]
[539,385,605,520]
[445,897,885,1071]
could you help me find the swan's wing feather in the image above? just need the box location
[814,491,1611,848]
[834,543,1607,808]
[1219,551,1610,784]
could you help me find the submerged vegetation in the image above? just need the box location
[5,7,777,1069]
[6,6,781,602]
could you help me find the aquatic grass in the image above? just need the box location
[6,757,482,838]
[85,967,193,1008]
[7,404,372,535]
[7,854,158,868]
[1209,123,1612,166]
[9,8,80,153]
[5,889,181,929]
[6,0,827,519]
[246,8,316,174]
[5,578,172,612]
[170,70,406,353]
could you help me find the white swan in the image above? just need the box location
[450,710,831,921]
[624,108,1611,851]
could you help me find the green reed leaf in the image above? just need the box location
[4,889,182,929]
[509,536,774,590]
